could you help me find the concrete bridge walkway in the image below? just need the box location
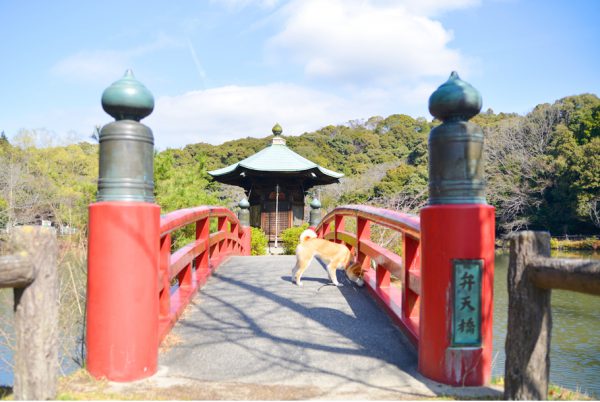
[150,256,494,400]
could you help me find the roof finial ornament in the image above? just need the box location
[271,123,286,145]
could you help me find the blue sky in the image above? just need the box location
[1,0,599,149]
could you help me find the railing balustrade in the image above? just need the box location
[315,204,421,346]
[158,206,251,341]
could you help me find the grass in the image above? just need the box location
[550,237,600,251]
[490,377,593,401]
[496,236,600,251]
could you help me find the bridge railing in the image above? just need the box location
[158,206,251,341]
[315,204,421,346]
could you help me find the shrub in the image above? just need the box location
[250,227,268,255]
[280,223,309,255]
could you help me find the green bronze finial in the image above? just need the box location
[101,69,155,121]
[429,71,482,121]
[427,72,486,205]
[239,198,250,209]
[272,123,283,136]
[238,198,250,226]
[97,70,155,203]
[309,197,322,226]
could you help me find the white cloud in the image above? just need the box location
[8,79,436,150]
[42,0,482,150]
[143,81,434,149]
[146,83,351,148]
[266,0,475,86]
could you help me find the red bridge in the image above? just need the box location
[84,70,498,396]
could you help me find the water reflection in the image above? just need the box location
[493,251,600,398]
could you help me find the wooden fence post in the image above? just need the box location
[504,231,552,400]
[8,226,58,400]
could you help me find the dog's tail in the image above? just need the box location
[298,228,317,244]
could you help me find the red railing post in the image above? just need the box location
[218,216,227,255]
[402,234,420,321]
[376,262,391,288]
[230,220,239,254]
[318,220,328,239]
[178,263,193,289]
[159,234,172,319]
[334,214,345,244]
[241,226,251,255]
[86,71,159,382]
[419,72,495,386]
[196,217,210,285]
[357,217,371,271]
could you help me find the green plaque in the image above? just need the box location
[452,259,483,346]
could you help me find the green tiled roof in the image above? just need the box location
[208,139,343,179]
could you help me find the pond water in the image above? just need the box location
[492,251,600,398]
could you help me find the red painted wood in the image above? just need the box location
[364,269,419,347]
[357,218,371,270]
[88,203,249,382]
[159,234,171,317]
[157,207,248,343]
[87,202,160,382]
[196,217,210,273]
[319,205,420,240]
[334,215,345,244]
[419,204,495,386]
[403,234,420,320]
[218,216,227,254]
[314,205,421,355]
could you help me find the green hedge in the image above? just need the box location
[250,227,268,255]
[280,223,309,255]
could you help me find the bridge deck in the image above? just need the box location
[157,256,436,399]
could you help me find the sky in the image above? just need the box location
[1,0,599,149]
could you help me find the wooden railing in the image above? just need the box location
[158,206,251,342]
[505,231,600,400]
[0,227,57,400]
[315,204,421,346]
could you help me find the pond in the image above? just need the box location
[492,250,600,398]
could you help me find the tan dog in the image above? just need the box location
[292,228,364,287]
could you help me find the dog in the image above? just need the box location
[292,228,364,287]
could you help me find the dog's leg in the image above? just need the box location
[326,261,342,287]
[293,250,312,287]
[291,261,299,285]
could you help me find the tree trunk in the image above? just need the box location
[8,226,58,400]
[504,231,551,400]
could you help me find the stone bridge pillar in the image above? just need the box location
[86,70,160,382]
[419,72,495,386]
